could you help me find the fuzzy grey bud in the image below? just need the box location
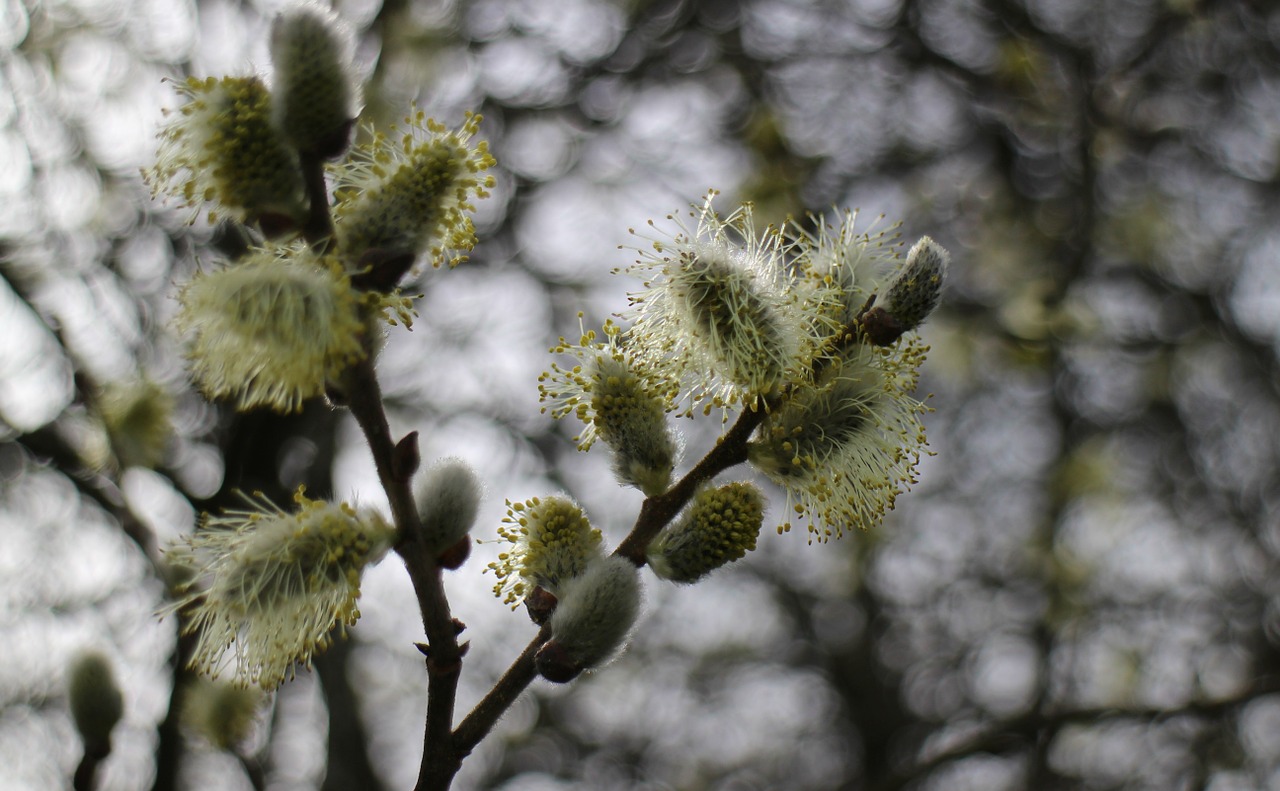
[865,236,949,344]
[68,651,124,755]
[270,3,358,158]
[415,458,483,558]
[536,555,641,683]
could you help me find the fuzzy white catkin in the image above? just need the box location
[414,458,482,552]
[544,555,641,674]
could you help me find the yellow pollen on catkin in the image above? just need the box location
[485,496,604,607]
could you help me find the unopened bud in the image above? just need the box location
[271,3,358,158]
[414,458,483,558]
[100,378,174,470]
[536,555,641,683]
[181,678,262,751]
[863,236,948,344]
[68,651,124,756]
[647,482,763,583]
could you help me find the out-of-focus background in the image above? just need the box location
[3,0,1280,788]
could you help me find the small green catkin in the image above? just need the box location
[536,555,642,683]
[146,76,309,228]
[181,678,262,751]
[647,482,764,583]
[881,236,949,331]
[591,354,678,496]
[270,3,357,158]
[414,458,483,555]
[68,651,124,755]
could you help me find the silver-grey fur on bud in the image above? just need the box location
[882,236,949,331]
[415,458,483,552]
[541,555,641,678]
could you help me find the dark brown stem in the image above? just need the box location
[452,623,552,754]
[299,153,334,246]
[342,355,464,791]
[613,405,761,564]
[73,744,107,791]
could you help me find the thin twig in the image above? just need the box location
[342,354,465,790]
[452,623,552,754]
[448,408,759,754]
[613,406,759,564]
[299,153,335,245]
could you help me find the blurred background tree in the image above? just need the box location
[3,0,1280,789]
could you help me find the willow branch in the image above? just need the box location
[450,317,882,756]
[876,677,1280,791]
[449,397,765,754]
[342,354,464,790]
[452,623,552,754]
[299,153,335,245]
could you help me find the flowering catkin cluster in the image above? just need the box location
[148,75,309,228]
[147,5,494,415]
[147,5,501,691]
[624,194,821,412]
[333,111,496,269]
[166,488,396,689]
[488,196,947,686]
[749,216,944,540]
[176,243,367,412]
[540,194,947,543]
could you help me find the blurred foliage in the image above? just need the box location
[3,0,1280,789]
